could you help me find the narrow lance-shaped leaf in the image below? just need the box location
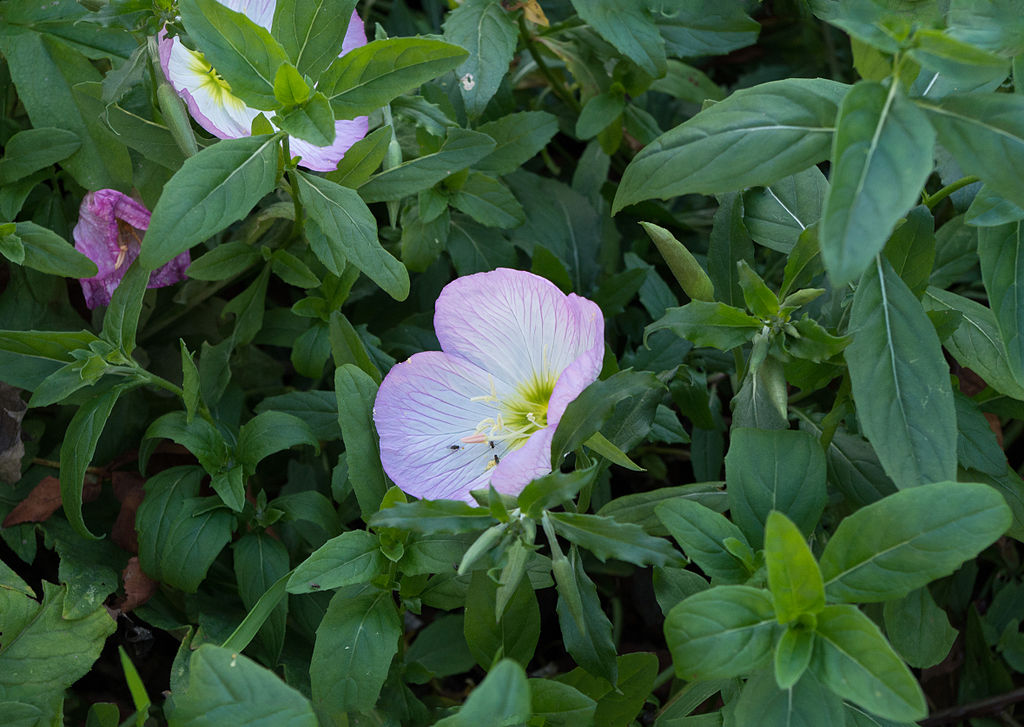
[845,256,957,489]
[140,134,281,269]
[820,80,935,285]
[335,364,389,518]
[819,481,1011,603]
[443,0,519,117]
[978,221,1024,387]
[613,78,848,212]
[547,511,682,567]
[763,511,824,624]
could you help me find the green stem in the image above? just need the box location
[518,15,580,113]
[922,175,980,210]
[283,137,305,242]
[120,366,216,426]
[652,665,675,691]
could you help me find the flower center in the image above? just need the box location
[185,48,239,106]
[463,371,557,458]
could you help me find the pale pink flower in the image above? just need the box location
[158,0,369,172]
[373,269,605,502]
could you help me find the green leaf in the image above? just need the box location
[236,410,319,471]
[358,127,495,203]
[100,261,147,356]
[370,499,495,533]
[136,467,234,592]
[518,464,600,519]
[288,530,383,593]
[576,90,625,140]
[442,0,519,117]
[141,135,281,269]
[220,572,291,654]
[554,652,658,727]
[743,167,827,254]
[819,481,1011,603]
[327,125,393,188]
[335,364,389,518]
[811,604,926,722]
[434,660,530,727]
[820,81,934,285]
[321,37,468,119]
[0,582,115,723]
[254,390,338,440]
[167,644,317,726]
[966,183,1024,227]
[553,547,618,684]
[846,257,957,488]
[978,221,1024,387]
[528,680,597,727]
[0,127,80,184]
[447,215,517,275]
[297,170,409,299]
[774,628,815,690]
[271,0,357,78]
[734,670,843,727]
[449,173,525,229]
[550,370,664,466]
[882,587,957,669]
[883,205,935,297]
[596,482,726,537]
[274,91,335,146]
[404,614,476,683]
[764,511,824,624]
[548,512,681,567]
[186,241,262,281]
[570,0,665,77]
[464,570,540,669]
[15,221,97,278]
[143,411,229,475]
[273,61,311,106]
[646,301,762,351]
[614,78,847,212]
[179,0,290,110]
[955,392,1006,475]
[310,586,400,715]
[233,533,289,663]
[654,1,760,57]
[724,428,827,547]
[656,498,751,583]
[60,385,125,539]
[0,329,100,364]
[475,111,559,176]
[923,287,1024,399]
[664,585,777,680]
[919,93,1024,211]
[0,30,132,190]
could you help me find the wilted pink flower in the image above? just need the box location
[158,0,369,172]
[73,190,190,309]
[373,269,605,502]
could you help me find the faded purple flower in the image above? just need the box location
[73,190,190,309]
[158,0,369,172]
[373,268,605,503]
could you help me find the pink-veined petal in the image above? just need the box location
[373,351,515,502]
[434,268,605,393]
[490,426,555,496]
[219,0,276,28]
[547,294,604,427]
[289,116,369,172]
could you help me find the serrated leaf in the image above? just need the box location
[271,0,358,79]
[656,497,751,583]
[570,0,665,77]
[548,511,682,567]
[288,530,383,593]
[646,301,762,351]
[764,511,824,624]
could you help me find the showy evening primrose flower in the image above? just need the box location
[73,190,190,309]
[373,269,605,503]
[158,0,369,172]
